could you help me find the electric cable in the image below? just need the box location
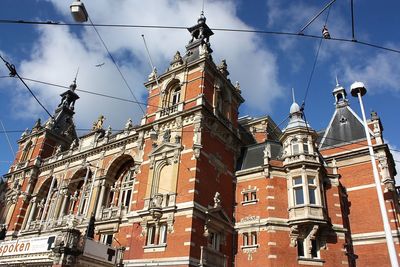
[0,54,54,119]
[0,119,15,158]
[87,17,145,114]
[0,19,399,54]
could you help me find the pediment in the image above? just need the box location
[207,206,232,225]
[149,142,182,157]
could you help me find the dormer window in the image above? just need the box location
[336,93,343,103]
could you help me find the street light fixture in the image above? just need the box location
[350,81,399,267]
[70,0,88,22]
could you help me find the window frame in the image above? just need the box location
[291,175,320,207]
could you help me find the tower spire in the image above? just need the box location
[291,88,296,103]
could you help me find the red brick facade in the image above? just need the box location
[0,14,399,267]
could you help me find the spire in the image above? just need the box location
[185,10,214,61]
[332,77,348,108]
[284,88,308,131]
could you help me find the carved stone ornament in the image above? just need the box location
[213,192,221,208]
[243,247,258,261]
[289,225,299,247]
[92,115,105,131]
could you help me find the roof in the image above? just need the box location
[319,105,370,149]
[237,141,282,171]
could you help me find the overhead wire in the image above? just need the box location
[0,19,399,54]
[0,119,15,158]
[0,54,54,119]
[87,17,145,114]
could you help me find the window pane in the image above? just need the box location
[309,188,316,204]
[293,144,299,154]
[311,239,318,258]
[251,192,256,200]
[303,140,309,154]
[251,232,257,245]
[125,190,132,207]
[243,233,248,246]
[307,177,315,185]
[293,177,302,185]
[159,224,167,244]
[106,234,113,245]
[147,226,155,245]
[294,188,304,205]
[297,239,305,257]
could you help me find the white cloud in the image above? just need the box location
[10,0,284,130]
[342,49,400,94]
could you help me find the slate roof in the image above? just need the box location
[318,105,370,149]
[237,141,282,171]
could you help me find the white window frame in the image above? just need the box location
[291,175,320,207]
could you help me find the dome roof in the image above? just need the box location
[290,102,301,114]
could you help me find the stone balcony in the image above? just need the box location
[155,103,183,120]
[199,246,227,267]
[283,153,320,166]
[24,214,87,233]
[288,204,327,225]
[100,205,128,221]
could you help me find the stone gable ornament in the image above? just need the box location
[125,118,133,130]
[92,115,105,131]
[213,192,221,208]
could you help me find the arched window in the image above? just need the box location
[119,169,134,210]
[20,140,32,162]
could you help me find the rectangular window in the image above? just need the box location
[308,177,317,204]
[125,190,132,208]
[293,177,304,205]
[243,193,249,202]
[159,224,167,244]
[209,232,220,251]
[243,233,249,246]
[297,239,305,257]
[251,232,257,245]
[146,225,156,245]
[100,234,113,246]
[311,239,318,258]
[251,192,257,201]
[303,140,309,154]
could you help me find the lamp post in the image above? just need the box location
[70,0,88,22]
[350,81,399,267]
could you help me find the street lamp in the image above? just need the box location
[350,81,399,267]
[70,0,88,22]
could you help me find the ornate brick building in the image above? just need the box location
[0,14,399,267]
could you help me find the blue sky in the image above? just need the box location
[1,0,400,178]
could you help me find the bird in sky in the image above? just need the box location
[95,62,105,67]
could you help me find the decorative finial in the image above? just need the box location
[335,75,339,87]
[291,88,296,103]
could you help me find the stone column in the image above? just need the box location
[95,180,107,219]
[24,197,37,230]
[58,191,69,218]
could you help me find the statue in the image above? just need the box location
[92,115,105,131]
[55,145,62,155]
[163,129,171,143]
[70,139,78,150]
[213,192,221,208]
[125,118,133,130]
